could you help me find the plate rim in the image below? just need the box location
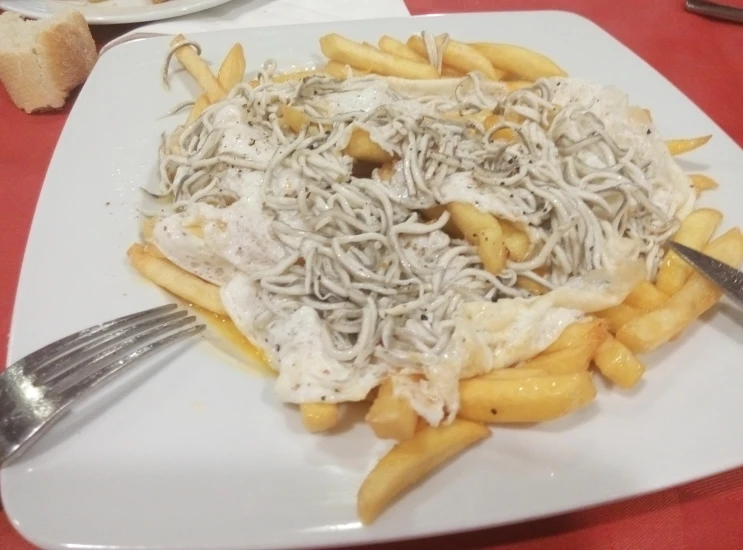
[0,0,236,24]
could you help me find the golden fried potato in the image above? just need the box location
[593,335,645,389]
[470,42,567,81]
[446,202,508,275]
[595,303,643,334]
[127,243,227,315]
[320,34,438,79]
[499,219,531,261]
[484,113,517,141]
[518,319,608,375]
[481,367,549,379]
[217,43,246,92]
[546,318,609,353]
[171,34,226,103]
[186,95,211,125]
[656,208,723,295]
[365,380,418,441]
[515,275,549,296]
[187,43,246,122]
[420,204,464,239]
[378,35,428,63]
[357,419,490,524]
[458,372,596,423]
[477,226,508,275]
[617,228,743,353]
[666,135,712,156]
[346,129,394,164]
[689,174,719,195]
[141,217,158,241]
[407,35,505,80]
[623,280,669,311]
[280,104,311,133]
[300,403,340,433]
[441,66,466,77]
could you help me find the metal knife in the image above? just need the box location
[669,242,743,306]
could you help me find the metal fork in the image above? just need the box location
[0,304,204,465]
[686,0,743,23]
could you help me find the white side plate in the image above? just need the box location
[0,0,235,24]
[3,11,743,550]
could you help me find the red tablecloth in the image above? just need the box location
[2,1,743,548]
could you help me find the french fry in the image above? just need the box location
[143,243,166,259]
[127,243,227,315]
[217,43,246,92]
[623,280,669,311]
[320,34,439,80]
[593,335,645,389]
[666,135,712,156]
[346,129,394,164]
[446,202,497,242]
[441,66,466,77]
[446,202,508,275]
[280,104,311,133]
[365,380,418,441]
[170,34,226,103]
[544,318,609,352]
[480,367,549,380]
[617,228,743,353]
[595,304,642,333]
[407,35,504,80]
[484,113,517,141]
[518,319,608,375]
[470,42,567,81]
[357,419,490,524]
[515,275,549,296]
[186,42,246,123]
[518,346,595,375]
[186,94,211,125]
[689,174,719,196]
[458,372,596,423]
[656,208,723,295]
[300,403,340,433]
[477,226,508,275]
[500,219,530,261]
[141,217,158,241]
[378,35,428,63]
[324,60,370,80]
[420,204,464,239]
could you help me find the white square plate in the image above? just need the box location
[4,11,743,550]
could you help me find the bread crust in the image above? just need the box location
[0,11,98,113]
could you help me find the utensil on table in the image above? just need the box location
[0,304,203,465]
[686,0,743,24]
[670,242,743,305]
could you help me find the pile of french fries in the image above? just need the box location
[128,31,743,525]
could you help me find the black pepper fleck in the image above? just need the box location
[490,408,498,415]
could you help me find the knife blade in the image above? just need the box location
[669,242,743,306]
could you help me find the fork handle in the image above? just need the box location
[686,0,743,23]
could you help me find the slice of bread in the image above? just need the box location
[0,10,98,113]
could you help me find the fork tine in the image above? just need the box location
[45,315,199,392]
[31,309,189,382]
[54,324,205,408]
[11,304,179,372]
